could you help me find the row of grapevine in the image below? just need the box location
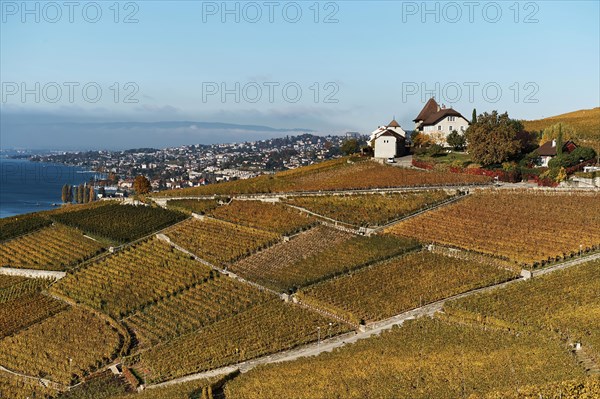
[388,191,600,266]
[0,212,52,242]
[53,238,213,319]
[111,376,220,399]
[165,218,280,267]
[0,274,28,290]
[208,200,318,235]
[153,158,352,197]
[284,160,490,192]
[131,299,351,384]
[50,203,186,243]
[232,230,420,293]
[153,157,490,197]
[55,370,132,399]
[231,225,354,291]
[0,276,54,303]
[0,224,105,271]
[297,251,518,325]
[125,273,272,347]
[166,198,220,214]
[444,259,600,361]
[223,317,583,398]
[285,190,452,227]
[483,376,600,399]
[46,199,119,215]
[0,307,122,386]
[0,275,65,337]
[0,292,69,338]
[0,373,56,399]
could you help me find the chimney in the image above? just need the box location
[552,139,556,147]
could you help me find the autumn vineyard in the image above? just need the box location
[0,157,599,399]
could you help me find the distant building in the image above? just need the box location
[369,119,406,158]
[374,129,407,159]
[537,139,578,167]
[369,119,407,144]
[369,119,408,158]
[414,98,469,145]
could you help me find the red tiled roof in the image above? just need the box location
[537,140,578,157]
[422,108,465,126]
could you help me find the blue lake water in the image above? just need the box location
[0,157,104,218]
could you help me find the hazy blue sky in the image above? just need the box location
[1,0,599,149]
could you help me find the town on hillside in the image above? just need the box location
[40,99,598,203]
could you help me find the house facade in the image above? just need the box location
[414,98,469,145]
[537,139,578,167]
[369,119,406,143]
[369,119,407,158]
[374,130,406,159]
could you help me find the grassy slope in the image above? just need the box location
[522,107,600,152]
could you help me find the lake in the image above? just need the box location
[0,157,104,218]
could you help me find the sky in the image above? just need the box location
[1,0,599,150]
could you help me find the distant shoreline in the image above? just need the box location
[0,158,104,219]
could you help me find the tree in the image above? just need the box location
[540,122,578,144]
[465,111,523,166]
[83,184,89,203]
[77,184,85,204]
[61,184,70,203]
[549,146,597,168]
[88,186,95,203]
[472,108,477,124]
[340,138,360,155]
[556,125,564,156]
[446,130,466,151]
[556,167,567,183]
[133,175,151,194]
[411,132,433,148]
[516,130,538,154]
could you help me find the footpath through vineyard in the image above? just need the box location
[146,251,600,390]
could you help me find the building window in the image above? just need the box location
[438,126,442,131]
[449,126,453,131]
[448,116,455,121]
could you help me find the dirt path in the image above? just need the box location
[532,252,600,277]
[0,267,66,280]
[147,277,525,389]
[146,249,600,390]
[574,346,600,375]
[0,365,65,391]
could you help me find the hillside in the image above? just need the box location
[523,107,600,151]
[152,157,491,197]
[0,162,599,399]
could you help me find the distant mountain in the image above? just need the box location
[61,121,314,133]
[0,116,317,150]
